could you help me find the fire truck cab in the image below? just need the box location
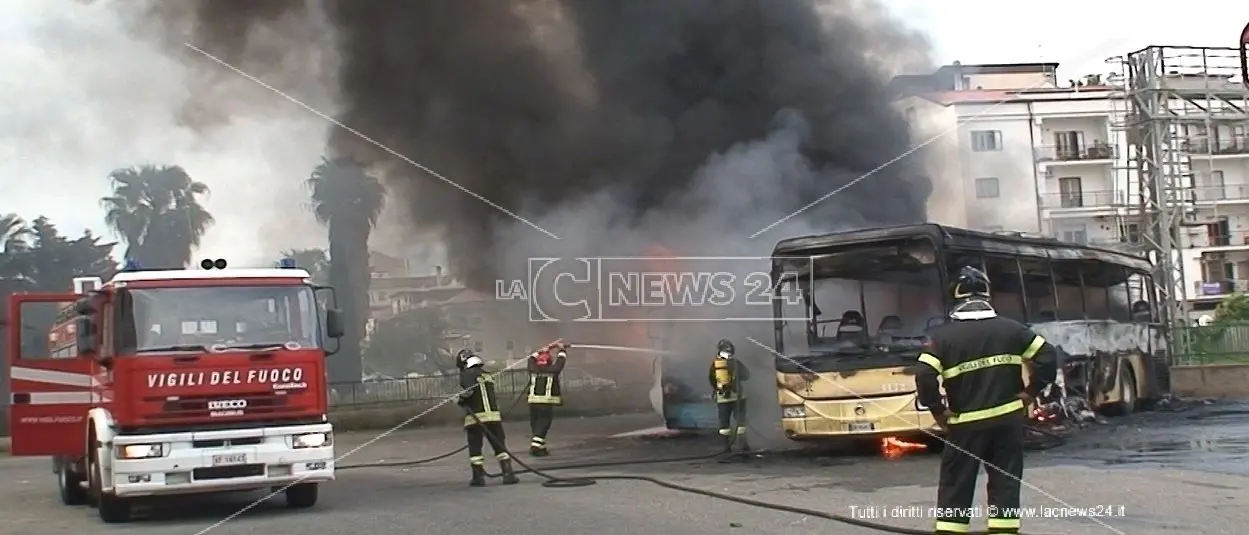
[5,259,344,523]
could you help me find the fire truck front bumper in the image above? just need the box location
[108,423,336,498]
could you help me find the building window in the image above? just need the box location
[506,340,514,351]
[1058,224,1088,245]
[971,130,1002,152]
[1121,223,1141,243]
[975,177,1000,198]
[1054,131,1084,159]
[1058,177,1083,207]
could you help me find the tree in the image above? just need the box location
[101,165,214,268]
[307,157,386,382]
[0,214,117,370]
[282,248,330,285]
[25,217,118,292]
[362,305,452,376]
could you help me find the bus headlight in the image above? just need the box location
[293,433,330,449]
[781,406,806,418]
[117,444,164,459]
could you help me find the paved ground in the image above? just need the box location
[1,403,1248,535]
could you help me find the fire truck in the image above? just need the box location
[5,258,344,523]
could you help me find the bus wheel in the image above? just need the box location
[1108,366,1138,416]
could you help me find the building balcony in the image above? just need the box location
[1183,137,1249,156]
[1191,184,1249,202]
[1034,143,1117,163]
[1039,189,1126,209]
[1089,236,1145,248]
[1186,230,1249,249]
[1192,279,1249,298]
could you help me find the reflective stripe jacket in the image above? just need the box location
[458,366,502,427]
[527,352,565,405]
[915,311,1058,428]
[708,357,750,404]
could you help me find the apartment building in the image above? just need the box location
[895,58,1249,305]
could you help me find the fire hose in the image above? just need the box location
[337,390,1067,535]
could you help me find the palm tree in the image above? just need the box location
[101,165,214,268]
[307,157,386,383]
[0,213,32,280]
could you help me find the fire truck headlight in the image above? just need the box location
[118,444,164,459]
[293,433,330,449]
[781,405,806,418]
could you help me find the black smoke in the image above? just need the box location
[176,0,933,290]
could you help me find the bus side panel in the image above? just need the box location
[1030,320,1160,407]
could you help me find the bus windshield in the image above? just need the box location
[120,285,320,353]
[775,237,943,359]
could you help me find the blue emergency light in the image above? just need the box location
[278,257,297,269]
[122,259,142,272]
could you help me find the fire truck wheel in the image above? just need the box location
[88,440,132,523]
[56,462,88,506]
[284,483,319,509]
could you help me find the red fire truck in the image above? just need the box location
[5,259,344,523]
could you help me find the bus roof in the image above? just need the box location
[772,223,1152,272]
[110,268,312,284]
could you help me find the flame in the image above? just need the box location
[880,436,927,459]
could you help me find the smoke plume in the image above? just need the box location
[167,0,933,287]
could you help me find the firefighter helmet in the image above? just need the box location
[951,266,991,300]
[717,339,735,358]
[456,348,483,369]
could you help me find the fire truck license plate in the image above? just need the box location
[848,421,875,432]
[212,454,248,466]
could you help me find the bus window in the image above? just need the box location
[1128,273,1152,322]
[1108,267,1133,322]
[1019,257,1059,322]
[1079,261,1122,320]
[1050,260,1086,320]
[981,256,1027,322]
[782,238,942,351]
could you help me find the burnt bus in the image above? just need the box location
[651,354,719,430]
[769,223,1166,442]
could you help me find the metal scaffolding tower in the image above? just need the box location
[1116,45,1249,355]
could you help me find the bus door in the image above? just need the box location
[6,294,96,456]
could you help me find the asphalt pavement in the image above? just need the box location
[1,404,1248,535]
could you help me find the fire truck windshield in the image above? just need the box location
[120,285,321,353]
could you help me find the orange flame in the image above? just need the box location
[880,436,927,459]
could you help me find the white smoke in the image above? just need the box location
[0,0,336,266]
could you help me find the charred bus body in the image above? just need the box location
[770,224,1166,442]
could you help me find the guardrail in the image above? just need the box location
[1175,323,1249,366]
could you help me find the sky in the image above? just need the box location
[0,0,1246,265]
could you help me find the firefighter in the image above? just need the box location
[526,341,567,456]
[455,348,520,487]
[708,339,751,453]
[915,266,1059,535]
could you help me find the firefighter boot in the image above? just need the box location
[469,465,487,487]
[499,459,520,485]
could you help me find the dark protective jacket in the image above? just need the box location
[708,357,751,404]
[527,351,566,405]
[458,366,502,427]
[915,304,1059,429]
